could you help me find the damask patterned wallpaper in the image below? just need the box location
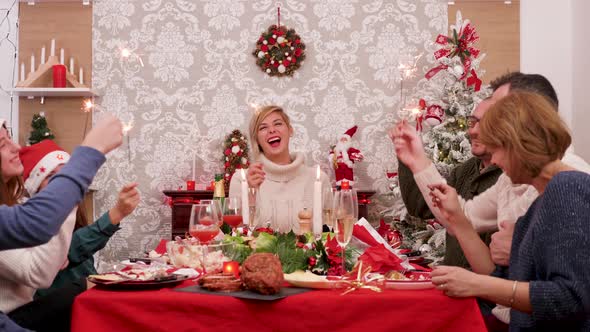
[91,0,447,268]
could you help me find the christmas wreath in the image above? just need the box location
[252,24,306,77]
[222,129,250,190]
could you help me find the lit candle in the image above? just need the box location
[60,48,64,65]
[20,63,25,81]
[222,261,240,278]
[79,67,84,84]
[30,54,35,73]
[69,57,74,74]
[240,169,249,227]
[40,46,45,64]
[313,165,322,236]
[50,38,55,56]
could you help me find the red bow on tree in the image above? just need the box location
[466,69,482,91]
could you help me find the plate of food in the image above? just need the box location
[88,268,193,290]
[384,271,434,290]
[283,270,334,289]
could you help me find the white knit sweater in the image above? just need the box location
[0,208,76,313]
[229,152,331,233]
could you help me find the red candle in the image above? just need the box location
[186,180,195,191]
[222,261,240,278]
[52,64,67,88]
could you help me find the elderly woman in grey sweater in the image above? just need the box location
[428,91,590,332]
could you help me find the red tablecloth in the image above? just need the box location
[72,281,486,332]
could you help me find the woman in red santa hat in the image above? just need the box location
[18,140,140,300]
[329,125,364,186]
[229,105,331,233]
[0,139,139,332]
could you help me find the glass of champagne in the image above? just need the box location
[333,189,355,275]
[247,187,259,232]
[322,187,336,230]
[223,197,243,234]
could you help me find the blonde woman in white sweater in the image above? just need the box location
[229,105,331,232]
[0,138,77,332]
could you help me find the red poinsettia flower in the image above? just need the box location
[295,39,301,44]
[261,45,268,52]
[291,57,296,63]
[282,60,290,67]
[237,151,242,156]
[294,48,302,57]
[224,148,231,156]
[273,61,279,68]
[268,38,276,44]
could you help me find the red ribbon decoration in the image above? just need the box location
[425,64,448,80]
[466,69,482,91]
[277,6,280,28]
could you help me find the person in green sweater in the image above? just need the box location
[393,99,502,269]
[18,140,140,298]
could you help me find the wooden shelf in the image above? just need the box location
[10,87,96,98]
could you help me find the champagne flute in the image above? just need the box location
[333,188,355,275]
[247,187,259,232]
[223,197,243,234]
[322,187,336,230]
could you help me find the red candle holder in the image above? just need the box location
[52,64,67,88]
[222,261,240,278]
[186,180,195,191]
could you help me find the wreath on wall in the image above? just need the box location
[252,24,306,77]
[223,129,250,191]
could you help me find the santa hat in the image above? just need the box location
[343,125,358,138]
[19,140,70,194]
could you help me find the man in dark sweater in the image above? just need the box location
[396,100,502,269]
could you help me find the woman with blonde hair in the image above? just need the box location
[428,91,590,331]
[229,105,331,232]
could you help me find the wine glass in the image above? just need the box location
[223,197,243,234]
[189,203,221,273]
[333,188,355,275]
[199,199,223,224]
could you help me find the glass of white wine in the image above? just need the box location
[332,187,355,275]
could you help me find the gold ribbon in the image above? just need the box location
[337,261,383,295]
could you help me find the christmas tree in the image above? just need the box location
[28,112,55,145]
[417,11,490,177]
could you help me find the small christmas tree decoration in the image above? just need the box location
[222,130,250,192]
[28,112,55,145]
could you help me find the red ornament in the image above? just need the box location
[237,150,242,156]
[273,62,279,68]
[224,148,231,156]
[268,38,276,44]
[261,45,268,52]
[282,60,290,67]
[224,162,230,167]
[308,256,317,268]
[295,39,301,44]
[294,48,302,57]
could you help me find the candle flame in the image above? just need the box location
[316,165,320,180]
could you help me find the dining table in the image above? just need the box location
[71,279,487,332]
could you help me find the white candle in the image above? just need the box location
[60,48,64,65]
[50,39,55,56]
[20,63,25,81]
[79,67,84,84]
[30,54,35,73]
[312,165,323,236]
[69,57,74,74]
[240,169,250,226]
[40,46,45,64]
[192,154,196,180]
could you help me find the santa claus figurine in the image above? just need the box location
[329,125,364,186]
